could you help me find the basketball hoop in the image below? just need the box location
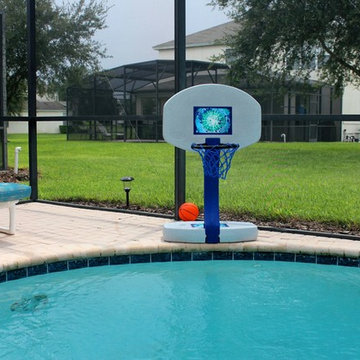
[191,143,239,180]
[162,84,261,244]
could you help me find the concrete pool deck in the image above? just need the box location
[0,202,359,273]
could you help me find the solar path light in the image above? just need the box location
[121,177,134,208]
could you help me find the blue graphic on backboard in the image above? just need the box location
[194,106,232,135]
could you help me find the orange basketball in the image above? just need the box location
[178,202,199,221]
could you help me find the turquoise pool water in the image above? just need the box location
[0,261,359,359]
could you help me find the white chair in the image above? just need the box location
[0,183,31,234]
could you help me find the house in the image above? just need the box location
[66,60,228,141]
[154,21,360,141]
[67,22,358,142]
[8,97,66,134]
[153,21,239,63]
[341,84,360,140]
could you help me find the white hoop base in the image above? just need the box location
[163,221,258,243]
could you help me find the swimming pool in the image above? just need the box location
[0,260,359,359]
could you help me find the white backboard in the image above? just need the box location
[163,84,261,151]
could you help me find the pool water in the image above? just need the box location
[0,261,359,359]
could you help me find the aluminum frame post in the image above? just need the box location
[174,0,186,219]
[0,12,7,170]
[27,0,38,200]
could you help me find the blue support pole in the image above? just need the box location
[204,138,220,243]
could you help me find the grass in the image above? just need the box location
[7,134,360,230]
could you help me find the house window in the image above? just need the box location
[295,92,320,114]
[252,92,285,114]
[142,98,156,115]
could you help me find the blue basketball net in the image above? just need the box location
[191,143,240,180]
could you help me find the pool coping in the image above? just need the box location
[2,250,359,283]
[0,202,359,282]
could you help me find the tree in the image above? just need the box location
[210,0,360,93]
[1,0,109,114]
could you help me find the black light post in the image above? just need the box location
[121,176,134,208]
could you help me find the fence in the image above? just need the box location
[62,114,360,143]
[261,115,349,142]
[66,115,162,142]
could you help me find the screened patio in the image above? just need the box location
[66,59,229,141]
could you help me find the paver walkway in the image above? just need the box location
[0,202,359,272]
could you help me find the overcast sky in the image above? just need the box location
[95,0,230,69]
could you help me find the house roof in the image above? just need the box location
[36,101,66,111]
[153,21,239,50]
[90,59,228,93]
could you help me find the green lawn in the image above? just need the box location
[7,134,360,230]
